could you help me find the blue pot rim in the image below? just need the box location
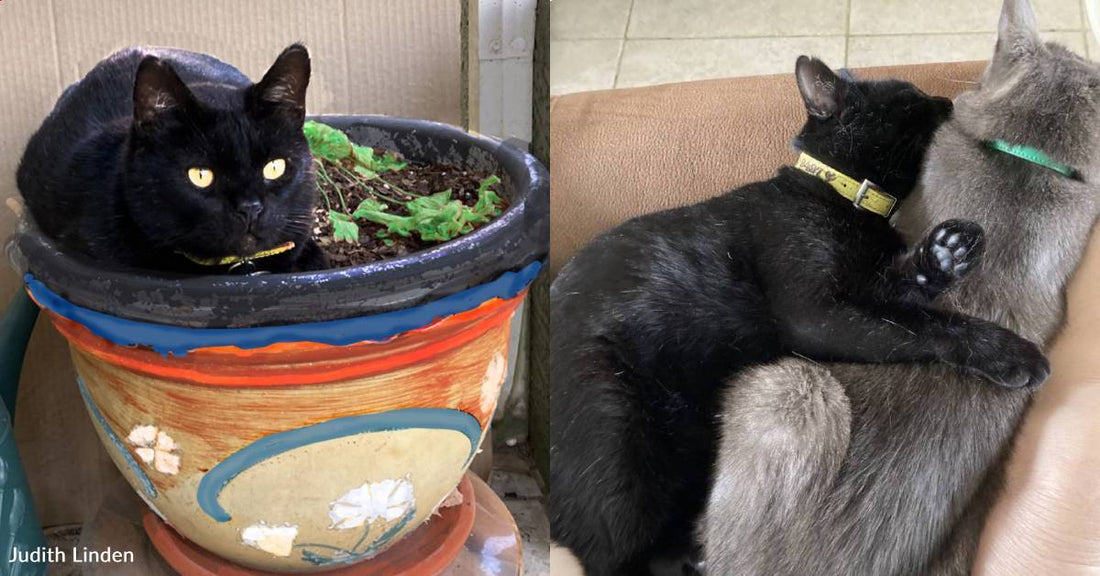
[26,261,541,356]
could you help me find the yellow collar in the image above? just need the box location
[794,153,897,218]
[178,241,296,267]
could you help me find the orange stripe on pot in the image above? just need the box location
[49,293,523,389]
[71,322,509,455]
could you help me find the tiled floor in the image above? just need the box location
[551,0,1098,95]
[489,444,550,576]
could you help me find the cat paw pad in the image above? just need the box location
[923,219,984,279]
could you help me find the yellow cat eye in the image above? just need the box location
[187,168,214,189]
[263,158,287,181]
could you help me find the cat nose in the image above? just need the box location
[237,199,263,223]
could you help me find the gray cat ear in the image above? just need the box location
[133,56,195,127]
[996,0,1041,56]
[252,44,311,117]
[795,56,847,119]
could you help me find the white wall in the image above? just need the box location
[479,0,537,144]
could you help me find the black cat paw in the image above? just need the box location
[294,238,329,271]
[963,327,1050,389]
[915,219,985,289]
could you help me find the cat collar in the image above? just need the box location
[178,241,296,268]
[794,153,897,217]
[984,139,1080,180]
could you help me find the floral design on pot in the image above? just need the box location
[479,352,508,415]
[241,522,299,558]
[293,476,418,567]
[127,425,181,475]
[329,477,416,530]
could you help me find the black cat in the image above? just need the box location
[549,57,1050,576]
[18,44,325,274]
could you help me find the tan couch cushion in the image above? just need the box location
[548,61,987,276]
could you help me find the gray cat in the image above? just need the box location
[702,0,1100,574]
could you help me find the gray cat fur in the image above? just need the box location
[702,0,1100,574]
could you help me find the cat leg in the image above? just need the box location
[880,219,985,304]
[771,291,1048,389]
[925,465,1006,576]
[292,237,329,271]
[706,362,1026,576]
[702,358,851,576]
[552,433,676,576]
[925,507,985,576]
[551,367,682,576]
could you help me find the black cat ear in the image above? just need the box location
[251,44,311,119]
[133,56,195,127]
[795,56,847,119]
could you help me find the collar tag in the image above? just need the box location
[794,153,897,218]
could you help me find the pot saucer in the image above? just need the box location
[143,473,477,576]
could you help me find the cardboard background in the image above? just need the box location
[0,0,466,527]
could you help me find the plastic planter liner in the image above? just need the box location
[8,116,548,573]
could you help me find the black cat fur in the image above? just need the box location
[548,57,1050,576]
[18,44,325,273]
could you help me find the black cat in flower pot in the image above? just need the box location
[6,44,546,573]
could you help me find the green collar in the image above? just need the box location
[984,139,1080,180]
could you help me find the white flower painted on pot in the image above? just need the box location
[127,425,181,475]
[241,522,299,557]
[479,352,508,415]
[328,477,415,530]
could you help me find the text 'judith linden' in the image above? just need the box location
[10,546,134,564]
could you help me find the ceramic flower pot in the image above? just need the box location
[7,116,548,573]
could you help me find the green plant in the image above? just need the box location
[303,121,506,245]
